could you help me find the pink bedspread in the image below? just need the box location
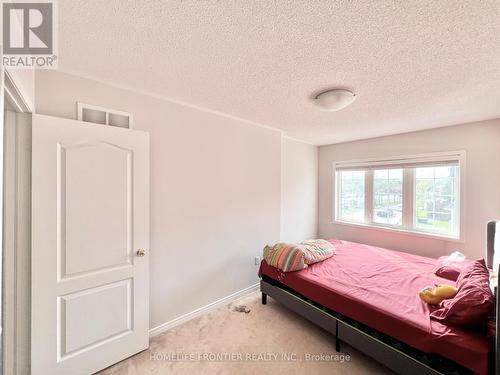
[259,240,491,374]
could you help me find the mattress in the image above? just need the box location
[259,240,491,374]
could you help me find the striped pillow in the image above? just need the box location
[263,239,336,272]
[263,243,307,272]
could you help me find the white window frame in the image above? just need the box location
[333,151,466,242]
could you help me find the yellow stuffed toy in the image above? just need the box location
[419,284,458,306]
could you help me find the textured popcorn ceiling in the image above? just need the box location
[58,1,500,145]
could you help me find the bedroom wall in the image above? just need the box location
[281,138,318,242]
[34,70,282,329]
[318,119,500,260]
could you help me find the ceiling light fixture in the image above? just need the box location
[313,89,356,112]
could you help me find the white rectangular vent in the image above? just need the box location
[77,102,133,129]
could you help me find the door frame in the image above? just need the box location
[2,68,33,375]
[4,70,33,113]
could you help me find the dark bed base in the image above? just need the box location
[261,277,485,375]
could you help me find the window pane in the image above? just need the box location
[416,167,434,179]
[374,169,388,179]
[388,169,403,179]
[338,170,365,223]
[414,166,458,236]
[373,169,403,226]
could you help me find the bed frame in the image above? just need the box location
[261,221,500,375]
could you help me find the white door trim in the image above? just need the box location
[2,67,33,375]
[3,112,32,375]
[4,70,33,113]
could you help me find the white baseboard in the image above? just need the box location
[149,283,260,337]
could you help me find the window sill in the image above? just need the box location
[333,220,463,243]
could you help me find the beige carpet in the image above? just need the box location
[99,292,392,375]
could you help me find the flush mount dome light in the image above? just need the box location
[313,89,356,111]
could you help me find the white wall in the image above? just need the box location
[281,138,318,242]
[35,70,282,329]
[319,119,500,260]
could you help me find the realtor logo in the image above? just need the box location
[2,1,58,68]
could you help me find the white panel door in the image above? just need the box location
[31,114,150,375]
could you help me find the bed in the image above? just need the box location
[259,222,499,375]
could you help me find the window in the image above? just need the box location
[373,169,403,226]
[338,171,365,223]
[77,102,133,128]
[334,152,463,239]
[414,166,458,235]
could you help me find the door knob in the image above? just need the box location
[136,249,146,257]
